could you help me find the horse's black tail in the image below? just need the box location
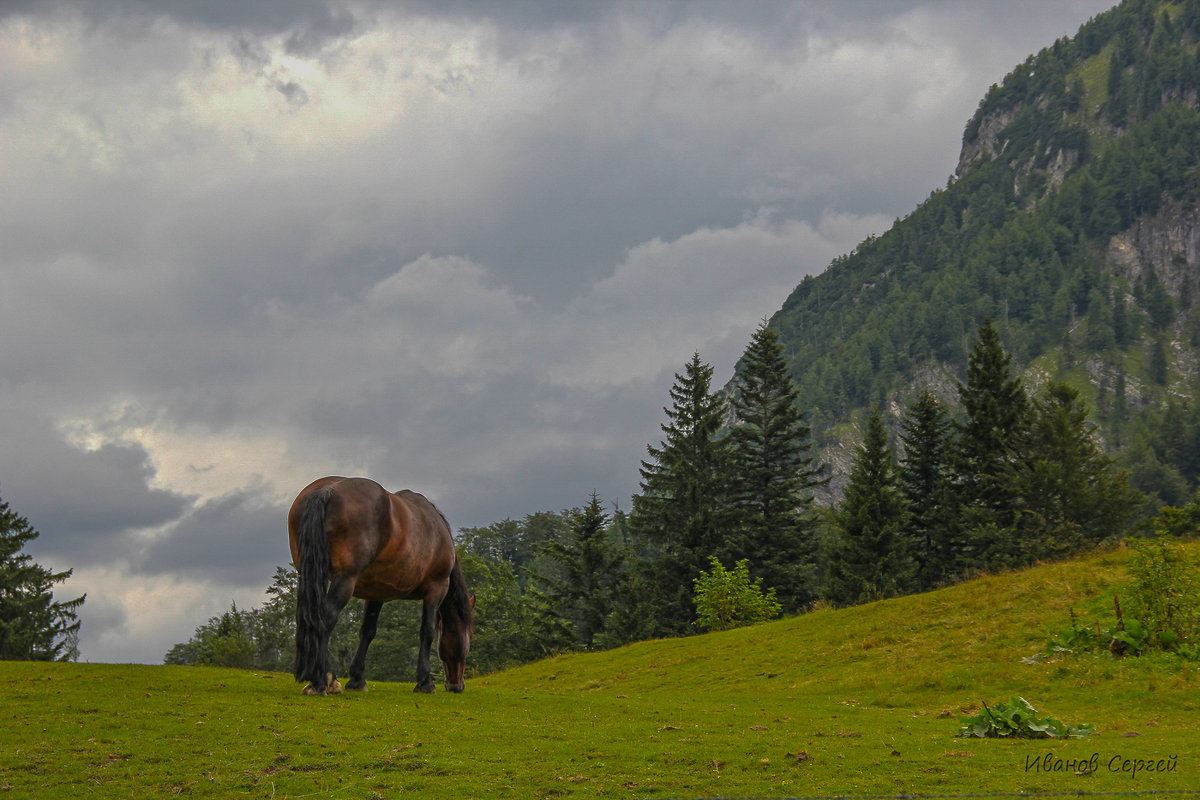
[294,487,333,684]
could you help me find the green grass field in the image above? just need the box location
[4,542,1198,798]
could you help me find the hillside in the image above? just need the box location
[760,0,1200,503]
[4,542,1198,797]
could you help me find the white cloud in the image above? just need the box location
[64,566,266,665]
[61,404,354,506]
[556,210,892,388]
[362,254,538,378]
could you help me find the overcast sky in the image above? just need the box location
[1,0,1115,664]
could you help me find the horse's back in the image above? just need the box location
[394,489,452,540]
[381,488,456,574]
[288,476,383,527]
[287,477,456,600]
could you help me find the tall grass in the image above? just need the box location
[3,542,1197,798]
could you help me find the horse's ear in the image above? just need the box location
[469,594,476,610]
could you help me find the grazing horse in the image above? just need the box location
[287,476,474,696]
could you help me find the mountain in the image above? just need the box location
[760,0,1200,505]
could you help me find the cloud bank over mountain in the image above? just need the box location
[0,0,1114,662]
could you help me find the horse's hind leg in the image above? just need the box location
[346,600,382,691]
[302,575,354,696]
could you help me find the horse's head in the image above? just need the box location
[438,592,475,693]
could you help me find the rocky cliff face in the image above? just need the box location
[1106,205,1200,391]
[957,105,1082,202]
[1106,202,1200,306]
[956,109,1017,177]
[814,362,962,506]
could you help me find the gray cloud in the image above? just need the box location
[2,415,189,565]
[136,490,285,584]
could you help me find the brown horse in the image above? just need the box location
[287,476,474,696]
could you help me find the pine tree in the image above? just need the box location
[954,319,1030,568]
[529,493,624,650]
[630,353,736,634]
[898,391,960,589]
[826,407,911,605]
[0,496,85,661]
[728,322,825,611]
[1011,382,1144,560]
[1150,335,1170,385]
[597,558,662,648]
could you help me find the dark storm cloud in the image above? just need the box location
[136,490,287,584]
[2,417,188,565]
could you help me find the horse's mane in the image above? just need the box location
[442,556,474,631]
[432,505,474,632]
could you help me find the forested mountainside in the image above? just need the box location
[763,0,1200,505]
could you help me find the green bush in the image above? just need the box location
[692,556,782,632]
[1125,536,1200,646]
[1033,601,1152,659]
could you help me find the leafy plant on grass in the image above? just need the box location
[1028,534,1200,662]
[1029,598,1152,661]
[957,696,1094,739]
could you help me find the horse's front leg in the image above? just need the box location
[414,595,440,693]
[346,600,382,691]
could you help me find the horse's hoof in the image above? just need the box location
[413,683,436,694]
[302,672,342,696]
[313,672,343,696]
[346,679,368,692]
[445,684,464,694]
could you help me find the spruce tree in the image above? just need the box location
[954,319,1030,568]
[826,407,911,606]
[728,322,825,611]
[630,353,736,634]
[529,493,623,650]
[0,496,85,661]
[1011,382,1144,559]
[898,391,959,590]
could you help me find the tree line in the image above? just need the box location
[157,318,1164,680]
[0,321,1174,673]
[0,318,1172,673]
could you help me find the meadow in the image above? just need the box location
[3,542,1198,798]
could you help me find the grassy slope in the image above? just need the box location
[3,543,1198,799]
